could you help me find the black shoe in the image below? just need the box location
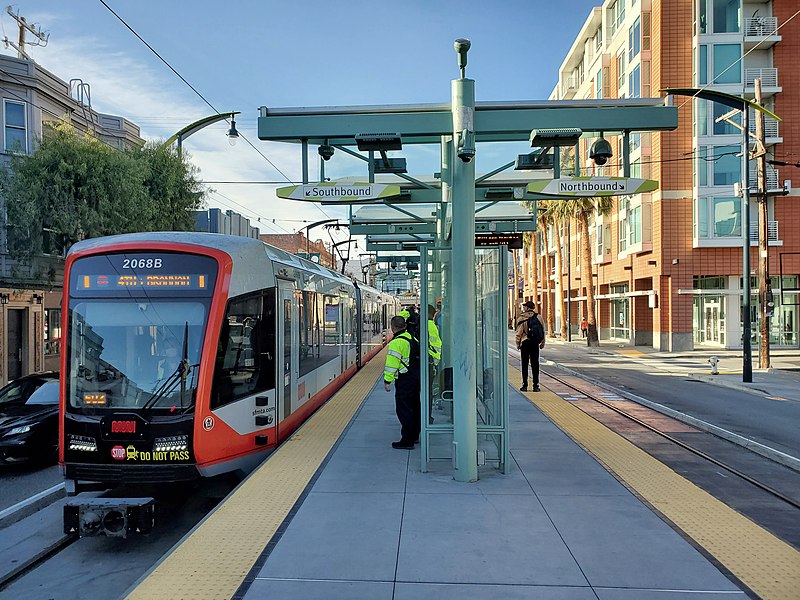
[533,384,540,392]
[520,384,528,392]
[392,441,414,450]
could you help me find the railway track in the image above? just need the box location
[0,533,77,591]
[539,368,800,512]
[520,360,800,550]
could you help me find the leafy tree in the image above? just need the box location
[1,122,205,267]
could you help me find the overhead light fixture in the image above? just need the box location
[226,113,239,146]
[530,128,583,148]
[355,133,402,151]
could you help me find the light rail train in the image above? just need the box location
[59,233,398,492]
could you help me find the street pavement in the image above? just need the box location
[542,336,800,402]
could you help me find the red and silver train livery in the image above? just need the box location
[59,232,398,489]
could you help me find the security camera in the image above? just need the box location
[458,147,475,163]
[589,136,613,166]
[457,128,475,163]
[318,144,334,161]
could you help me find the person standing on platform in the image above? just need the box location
[425,304,442,421]
[384,316,421,449]
[405,305,420,339]
[580,317,588,338]
[515,300,545,392]
[433,297,443,332]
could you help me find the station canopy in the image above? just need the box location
[350,173,542,257]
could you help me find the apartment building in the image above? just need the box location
[0,54,143,382]
[541,0,799,351]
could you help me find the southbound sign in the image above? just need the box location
[526,176,658,197]
[276,181,401,203]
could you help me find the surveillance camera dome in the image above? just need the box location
[318,144,334,161]
[589,137,613,166]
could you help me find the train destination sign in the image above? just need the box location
[475,233,523,249]
[526,176,658,197]
[276,181,401,203]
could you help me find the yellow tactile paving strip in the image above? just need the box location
[126,352,386,600]
[510,365,800,600]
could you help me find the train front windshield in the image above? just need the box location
[67,252,217,414]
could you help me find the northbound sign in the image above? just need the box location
[276,181,400,203]
[526,176,658,197]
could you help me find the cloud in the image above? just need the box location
[22,34,346,237]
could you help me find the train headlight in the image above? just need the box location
[68,435,98,451]
[153,435,188,452]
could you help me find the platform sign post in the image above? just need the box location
[450,40,478,483]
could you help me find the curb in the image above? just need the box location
[0,483,66,529]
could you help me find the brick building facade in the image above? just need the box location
[259,233,336,269]
[538,0,799,351]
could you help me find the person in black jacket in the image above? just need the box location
[515,301,546,392]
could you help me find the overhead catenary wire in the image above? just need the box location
[97,0,336,224]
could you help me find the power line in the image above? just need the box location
[97,0,336,223]
[675,8,800,111]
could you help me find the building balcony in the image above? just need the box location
[749,220,779,243]
[744,68,781,98]
[747,112,781,145]
[744,17,781,51]
[748,164,783,194]
[560,75,578,100]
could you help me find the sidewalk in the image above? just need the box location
[545,337,800,402]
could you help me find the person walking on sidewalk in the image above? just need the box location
[515,300,546,392]
[580,317,588,338]
[384,316,421,449]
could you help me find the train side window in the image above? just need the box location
[211,291,274,409]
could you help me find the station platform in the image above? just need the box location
[125,350,799,600]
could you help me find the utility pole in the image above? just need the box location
[754,79,771,369]
[3,7,49,60]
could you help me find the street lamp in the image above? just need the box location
[665,88,781,383]
[162,112,241,153]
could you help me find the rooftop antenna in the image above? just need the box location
[3,6,49,61]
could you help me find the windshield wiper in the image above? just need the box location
[143,322,193,414]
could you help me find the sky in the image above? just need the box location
[11,0,602,254]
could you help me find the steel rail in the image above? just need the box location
[539,368,800,511]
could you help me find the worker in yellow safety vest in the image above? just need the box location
[383,315,420,449]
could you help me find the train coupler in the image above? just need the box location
[64,497,155,538]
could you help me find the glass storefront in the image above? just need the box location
[744,275,799,348]
[610,283,629,341]
[693,276,726,346]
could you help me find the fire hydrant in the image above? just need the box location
[708,355,720,375]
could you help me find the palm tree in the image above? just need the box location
[557,196,613,347]
[536,201,557,338]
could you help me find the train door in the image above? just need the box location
[277,280,298,433]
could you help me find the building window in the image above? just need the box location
[45,309,62,356]
[712,0,740,33]
[696,196,742,239]
[712,102,740,135]
[712,144,741,186]
[628,65,641,98]
[698,45,708,85]
[712,43,741,84]
[610,0,625,35]
[628,17,641,62]
[596,223,604,257]
[4,100,27,153]
[596,69,603,99]
[618,199,629,252]
[616,50,626,90]
[628,204,642,245]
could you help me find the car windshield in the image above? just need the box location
[0,379,39,408]
[26,381,59,405]
[68,300,209,412]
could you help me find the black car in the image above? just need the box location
[0,372,60,464]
